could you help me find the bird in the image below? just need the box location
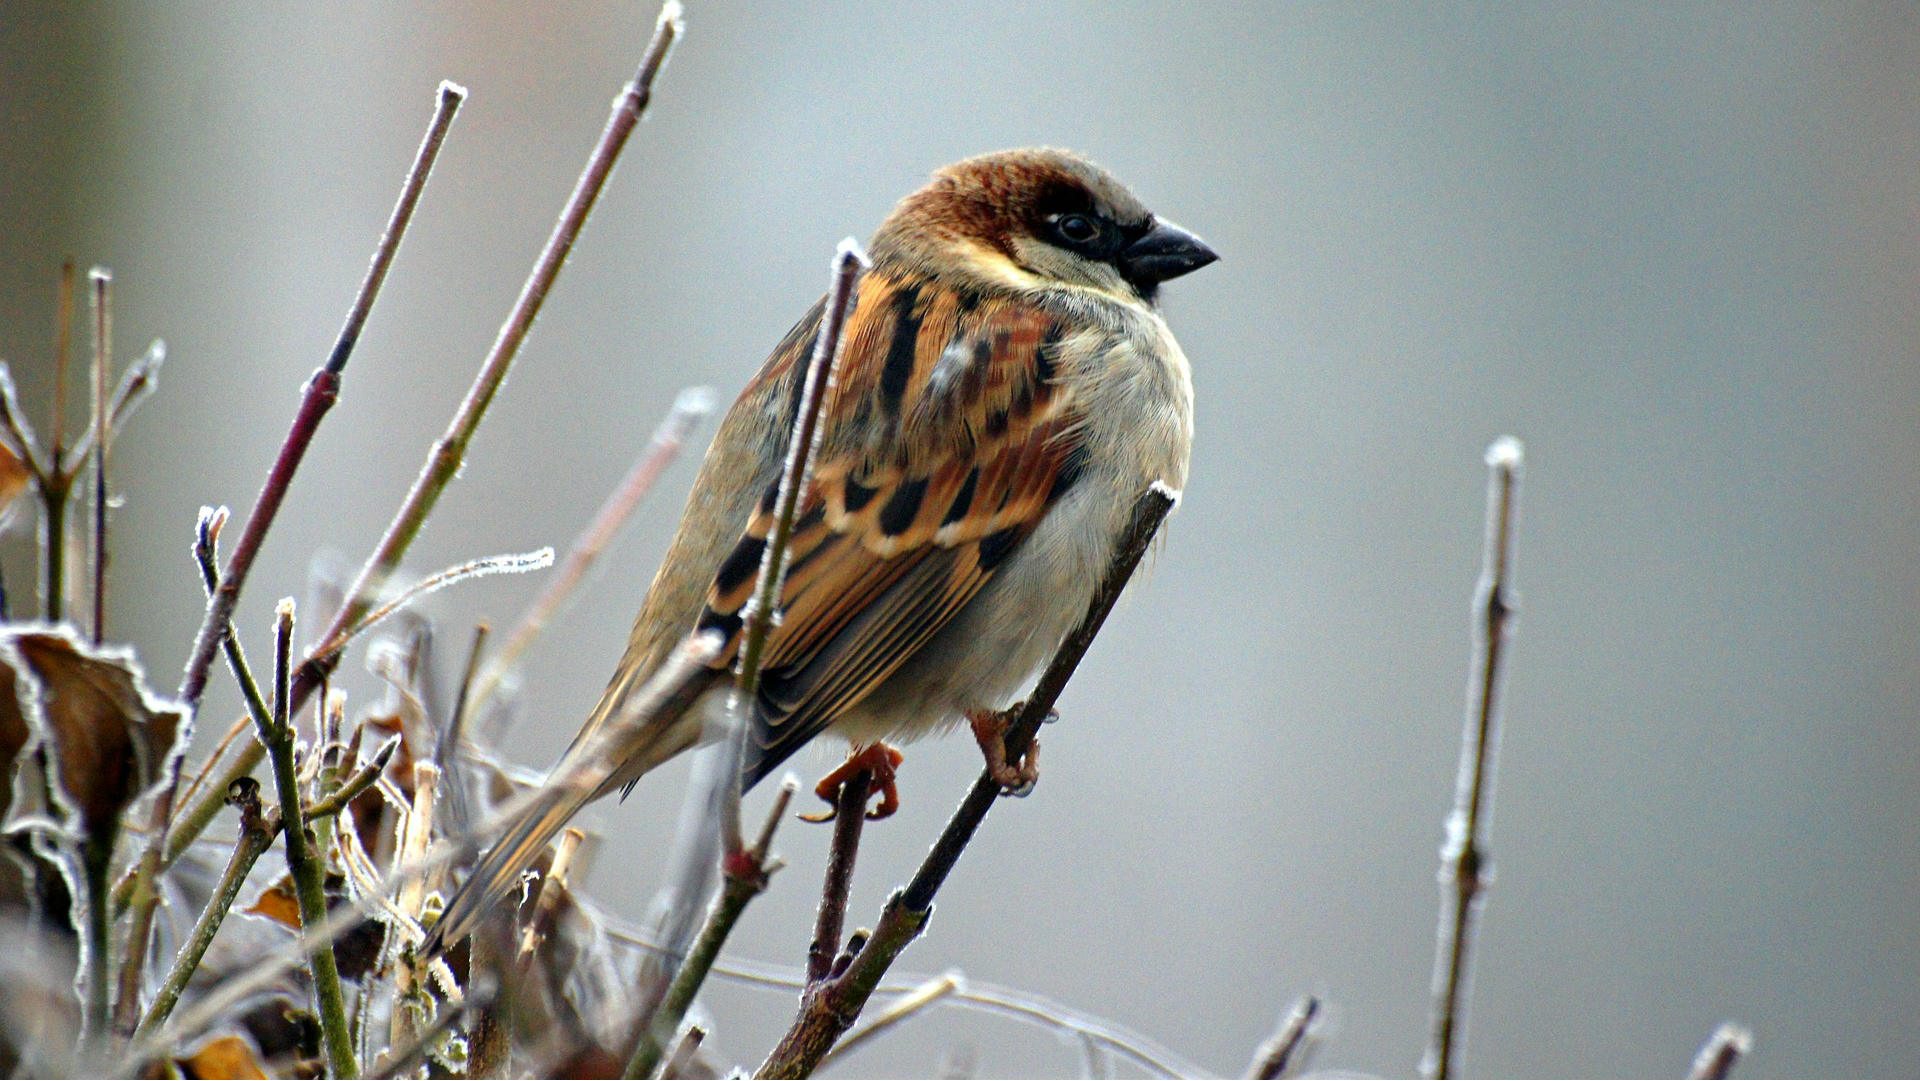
[427,147,1216,954]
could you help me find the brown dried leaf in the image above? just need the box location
[243,874,302,931]
[0,440,28,528]
[176,1032,270,1080]
[2,629,186,841]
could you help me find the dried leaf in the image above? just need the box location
[176,1032,270,1080]
[0,440,28,529]
[1,629,186,841]
[243,874,302,931]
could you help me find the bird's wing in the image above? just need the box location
[693,268,1093,784]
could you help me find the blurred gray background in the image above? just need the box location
[3,3,1916,1077]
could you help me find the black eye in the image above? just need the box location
[1053,213,1101,246]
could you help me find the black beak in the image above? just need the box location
[1119,220,1219,286]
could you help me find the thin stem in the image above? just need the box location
[306,547,551,665]
[60,338,169,474]
[87,266,108,645]
[601,921,1204,1079]
[815,972,961,1072]
[658,1024,706,1080]
[389,762,441,1055]
[1689,1023,1752,1080]
[40,471,70,623]
[52,261,73,465]
[77,833,115,1057]
[622,780,795,1080]
[468,386,713,718]
[755,485,1179,1079]
[263,600,358,1078]
[1245,994,1320,1080]
[807,770,871,984]
[293,3,683,710]
[1421,437,1524,1080]
[515,826,585,964]
[110,506,254,1003]
[135,779,277,1039]
[304,735,399,819]
[176,79,464,711]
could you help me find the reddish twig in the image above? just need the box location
[807,772,871,984]
[755,484,1179,1078]
[291,3,683,710]
[176,79,464,710]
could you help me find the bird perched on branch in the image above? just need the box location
[430,147,1215,953]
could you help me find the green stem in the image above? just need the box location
[624,872,764,1079]
[262,602,357,1078]
[77,831,116,1056]
[41,476,69,622]
[136,784,275,1039]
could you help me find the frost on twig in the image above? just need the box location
[1420,436,1524,1080]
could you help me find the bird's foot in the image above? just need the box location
[968,706,1043,797]
[800,742,905,823]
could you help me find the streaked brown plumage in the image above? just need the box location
[429,148,1215,954]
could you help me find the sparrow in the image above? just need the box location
[430,147,1215,952]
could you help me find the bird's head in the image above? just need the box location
[871,147,1218,305]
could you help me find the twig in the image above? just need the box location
[61,338,170,474]
[1689,1023,1752,1080]
[816,971,962,1072]
[110,507,260,993]
[602,921,1205,1080]
[292,2,684,710]
[53,260,73,466]
[755,484,1180,1079]
[307,548,552,665]
[141,635,724,1068]
[807,771,871,983]
[305,735,400,819]
[469,387,713,718]
[1420,436,1524,1080]
[1245,995,1320,1080]
[434,622,489,831]
[622,780,797,1080]
[87,266,108,645]
[176,78,464,711]
[516,827,586,964]
[262,599,358,1078]
[658,1023,706,1080]
[390,761,442,1055]
[134,778,278,1038]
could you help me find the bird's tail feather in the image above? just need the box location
[424,633,723,957]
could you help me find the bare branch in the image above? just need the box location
[1421,436,1524,1080]
[262,599,358,1077]
[1689,1023,1753,1080]
[1245,994,1320,1079]
[176,77,464,710]
[620,778,797,1080]
[469,386,714,718]
[817,972,962,1072]
[755,483,1179,1078]
[294,1,684,709]
[307,546,553,664]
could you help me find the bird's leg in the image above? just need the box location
[800,742,905,823]
[967,706,1044,797]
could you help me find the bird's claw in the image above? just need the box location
[800,743,905,823]
[968,707,1042,797]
